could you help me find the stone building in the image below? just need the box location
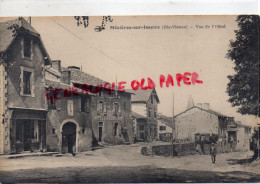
[63,66,134,146]
[157,114,173,142]
[174,102,231,152]
[0,17,51,154]
[227,120,251,151]
[45,63,134,154]
[131,89,160,142]
[44,64,94,153]
[0,17,134,155]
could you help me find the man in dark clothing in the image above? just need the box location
[210,143,217,164]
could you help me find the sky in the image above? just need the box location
[1,16,259,126]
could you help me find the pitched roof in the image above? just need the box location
[62,67,108,87]
[174,106,230,118]
[158,114,173,128]
[62,67,133,94]
[132,111,146,119]
[0,17,50,64]
[45,79,95,96]
[228,121,251,128]
[0,17,39,53]
[128,88,160,103]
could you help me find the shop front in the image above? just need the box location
[10,108,47,153]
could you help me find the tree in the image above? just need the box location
[74,16,113,32]
[226,15,260,117]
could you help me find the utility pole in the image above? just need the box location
[172,92,175,158]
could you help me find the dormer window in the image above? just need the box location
[22,34,33,59]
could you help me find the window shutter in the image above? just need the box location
[30,39,34,60]
[21,37,24,59]
[104,101,107,113]
[57,99,61,110]
[78,97,81,112]
[112,103,115,115]
[118,104,121,116]
[31,72,35,97]
[20,69,24,95]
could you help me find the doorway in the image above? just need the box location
[23,121,32,151]
[62,122,76,154]
[98,122,103,142]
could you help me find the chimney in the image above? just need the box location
[61,70,71,85]
[187,95,194,109]
[51,60,61,73]
[196,103,210,110]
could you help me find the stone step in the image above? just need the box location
[0,152,59,159]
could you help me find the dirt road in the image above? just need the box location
[0,143,259,183]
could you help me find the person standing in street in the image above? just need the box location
[210,143,217,164]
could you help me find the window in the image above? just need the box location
[20,67,34,97]
[151,95,153,104]
[97,101,103,113]
[124,101,126,111]
[103,102,107,113]
[114,103,120,116]
[23,71,31,95]
[114,123,118,136]
[160,126,166,131]
[86,97,90,112]
[154,109,157,118]
[52,128,56,134]
[82,128,85,134]
[81,96,86,112]
[24,34,32,58]
[148,108,151,117]
[140,125,144,131]
[47,90,59,110]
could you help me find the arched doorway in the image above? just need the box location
[62,122,76,154]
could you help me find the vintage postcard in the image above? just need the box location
[0,15,259,183]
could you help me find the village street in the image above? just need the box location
[0,142,259,183]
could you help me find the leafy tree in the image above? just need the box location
[226,15,260,117]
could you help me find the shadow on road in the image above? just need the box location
[0,165,259,183]
[227,157,255,165]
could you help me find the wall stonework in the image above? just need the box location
[175,108,219,141]
[46,95,92,153]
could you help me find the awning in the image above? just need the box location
[10,107,47,120]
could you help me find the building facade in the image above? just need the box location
[174,103,230,152]
[131,89,160,142]
[0,17,51,154]
[157,114,173,142]
[227,121,251,151]
[0,18,134,155]
[64,66,134,146]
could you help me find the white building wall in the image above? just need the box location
[175,107,219,141]
[132,103,146,117]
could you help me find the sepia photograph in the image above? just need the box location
[0,15,259,183]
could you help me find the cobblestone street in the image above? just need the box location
[0,143,259,183]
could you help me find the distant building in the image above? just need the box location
[174,101,231,152]
[157,114,173,142]
[130,89,160,142]
[227,121,251,151]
